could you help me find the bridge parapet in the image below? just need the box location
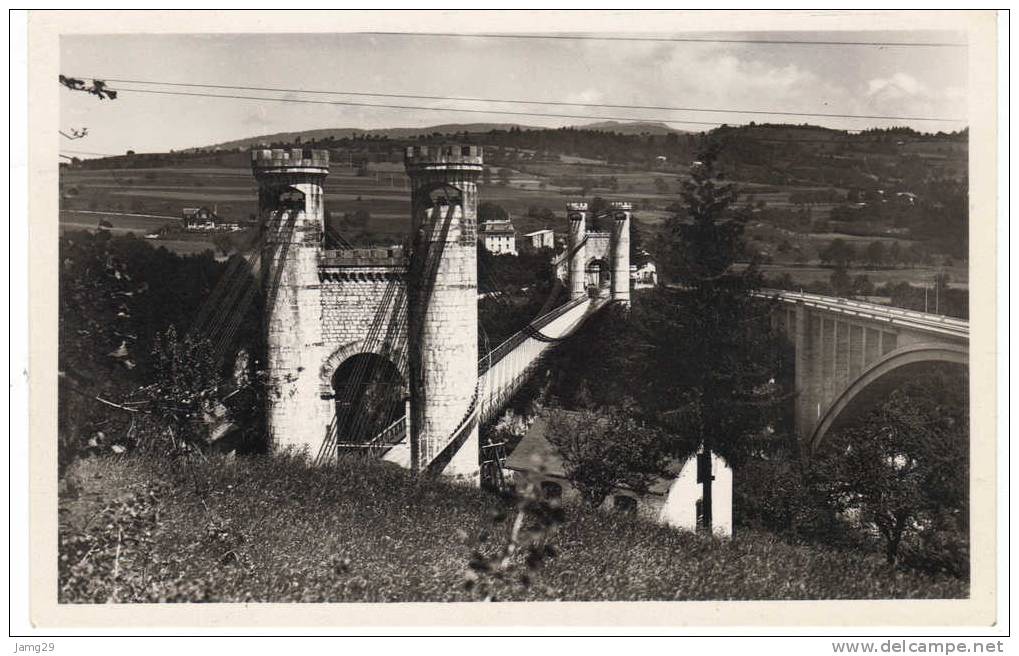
[318,248,407,282]
[758,289,968,341]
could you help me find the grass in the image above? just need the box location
[58,453,968,603]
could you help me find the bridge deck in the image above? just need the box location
[758,289,968,341]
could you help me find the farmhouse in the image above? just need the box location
[504,410,733,536]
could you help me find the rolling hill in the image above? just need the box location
[204,120,692,151]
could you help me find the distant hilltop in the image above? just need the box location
[200,120,693,151]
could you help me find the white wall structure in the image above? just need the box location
[523,229,555,250]
[659,452,733,537]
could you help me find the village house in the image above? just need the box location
[503,410,733,536]
[479,218,518,255]
[181,206,242,232]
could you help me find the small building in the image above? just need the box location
[182,206,218,230]
[479,219,517,255]
[503,410,733,536]
[631,260,658,289]
[182,206,242,232]
[522,228,555,251]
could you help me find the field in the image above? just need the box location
[58,453,967,603]
[754,263,970,290]
[60,151,960,291]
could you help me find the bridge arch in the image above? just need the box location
[319,340,408,397]
[325,346,407,447]
[585,256,611,292]
[809,342,968,450]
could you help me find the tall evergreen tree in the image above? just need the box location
[645,142,786,532]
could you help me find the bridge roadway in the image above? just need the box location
[759,289,968,448]
[378,295,607,467]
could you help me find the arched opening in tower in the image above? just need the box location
[586,257,611,295]
[331,353,406,446]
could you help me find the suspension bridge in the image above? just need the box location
[196,146,635,486]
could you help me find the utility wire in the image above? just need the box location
[70,76,966,123]
[361,32,968,48]
[98,86,726,129]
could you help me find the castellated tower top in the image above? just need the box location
[566,201,589,212]
[609,201,633,211]
[251,148,329,174]
[404,144,483,174]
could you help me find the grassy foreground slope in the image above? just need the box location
[58,454,967,603]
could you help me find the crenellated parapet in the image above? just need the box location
[251,148,329,175]
[403,145,483,171]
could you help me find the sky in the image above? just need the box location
[59,31,969,157]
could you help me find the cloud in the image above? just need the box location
[565,88,605,104]
[866,73,925,99]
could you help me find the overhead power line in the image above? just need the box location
[91,84,967,131]
[80,76,966,123]
[100,86,727,129]
[361,31,968,48]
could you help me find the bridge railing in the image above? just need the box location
[478,295,590,374]
[756,289,969,340]
[359,295,595,460]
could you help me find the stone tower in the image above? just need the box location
[404,145,483,481]
[252,148,329,453]
[566,202,588,300]
[609,201,632,307]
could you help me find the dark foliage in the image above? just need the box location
[58,230,260,469]
[810,370,969,573]
[545,408,673,507]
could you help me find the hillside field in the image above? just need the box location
[59,136,960,290]
[58,453,967,603]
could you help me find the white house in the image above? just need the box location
[479,219,517,255]
[503,410,733,537]
[631,260,658,288]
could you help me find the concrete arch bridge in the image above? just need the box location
[762,290,969,449]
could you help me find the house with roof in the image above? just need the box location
[479,218,518,255]
[503,410,733,536]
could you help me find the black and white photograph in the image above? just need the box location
[14,9,1003,636]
